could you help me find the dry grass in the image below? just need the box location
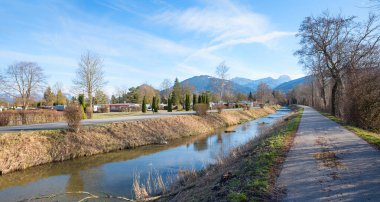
[0,107,276,175]
[155,109,302,202]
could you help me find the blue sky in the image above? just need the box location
[0,0,373,94]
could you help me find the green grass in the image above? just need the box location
[321,112,380,149]
[226,108,303,201]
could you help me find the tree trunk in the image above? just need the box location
[321,87,327,110]
[331,81,338,116]
[88,92,93,119]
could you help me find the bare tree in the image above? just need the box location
[73,51,107,118]
[296,12,356,115]
[3,62,46,109]
[255,83,273,105]
[160,78,172,103]
[215,61,230,102]
[296,12,380,131]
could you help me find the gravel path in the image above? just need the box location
[277,106,380,201]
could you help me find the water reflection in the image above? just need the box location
[0,108,291,201]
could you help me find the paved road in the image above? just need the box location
[0,108,246,133]
[277,106,380,201]
[0,111,197,133]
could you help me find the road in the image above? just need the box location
[276,106,380,201]
[0,108,245,133]
[0,111,198,133]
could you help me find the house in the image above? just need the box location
[105,103,141,112]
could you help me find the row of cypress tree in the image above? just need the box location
[142,93,210,113]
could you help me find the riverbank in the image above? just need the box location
[154,107,302,201]
[0,107,277,175]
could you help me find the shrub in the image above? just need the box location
[98,106,110,113]
[0,110,65,126]
[80,105,87,119]
[194,103,208,116]
[64,103,83,133]
[0,112,10,126]
[216,103,224,114]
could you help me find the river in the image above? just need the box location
[0,107,291,201]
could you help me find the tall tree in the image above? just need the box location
[192,93,197,110]
[43,86,55,106]
[215,61,230,102]
[160,78,172,104]
[3,62,46,109]
[142,96,147,113]
[185,94,190,111]
[111,95,117,104]
[172,78,182,108]
[248,91,254,102]
[73,51,106,118]
[296,13,354,115]
[78,94,86,108]
[94,89,109,104]
[167,96,172,112]
[256,83,273,104]
[151,96,156,112]
[154,97,159,113]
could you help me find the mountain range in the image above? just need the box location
[180,75,305,94]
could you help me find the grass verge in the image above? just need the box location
[321,112,380,149]
[155,108,303,202]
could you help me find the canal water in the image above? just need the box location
[0,108,291,201]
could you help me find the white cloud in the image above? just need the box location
[153,0,268,44]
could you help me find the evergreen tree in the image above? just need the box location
[198,94,202,103]
[248,91,253,101]
[111,95,117,104]
[185,94,190,111]
[205,93,209,104]
[43,86,55,106]
[56,89,67,105]
[142,96,147,113]
[78,94,86,108]
[172,78,182,108]
[154,97,159,112]
[152,96,156,112]
[167,96,172,112]
[192,93,197,110]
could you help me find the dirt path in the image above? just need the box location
[276,106,380,201]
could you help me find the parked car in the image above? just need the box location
[53,105,66,111]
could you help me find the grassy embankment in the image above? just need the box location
[155,107,303,202]
[321,112,380,149]
[0,107,277,175]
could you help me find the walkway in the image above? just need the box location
[277,106,380,201]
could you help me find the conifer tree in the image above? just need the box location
[167,96,172,112]
[192,93,197,110]
[142,96,147,113]
[152,96,156,112]
[185,94,190,111]
[154,97,159,112]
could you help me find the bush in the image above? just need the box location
[0,113,10,126]
[98,106,110,113]
[194,103,208,116]
[216,103,224,114]
[64,103,83,133]
[0,110,64,126]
